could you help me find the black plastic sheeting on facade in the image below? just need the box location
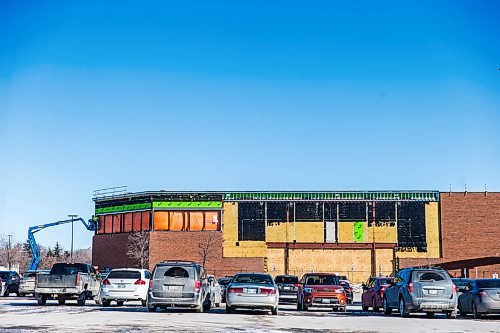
[338,202,366,221]
[267,202,294,224]
[238,202,266,241]
[294,203,322,222]
[397,202,427,252]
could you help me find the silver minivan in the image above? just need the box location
[147,261,211,312]
[383,268,457,318]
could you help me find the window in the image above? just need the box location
[107,270,141,279]
[415,272,445,281]
[238,203,265,241]
[112,214,122,233]
[169,212,185,230]
[295,203,322,222]
[104,215,112,234]
[233,274,273,284]
[304,275,340,286]
[123,213,133,232]
[275,276,299,284]
[141,211,151,230]
[476,280,500,288]
[267,202,291,223]
[133,212,142,231]
[164,267,190,278]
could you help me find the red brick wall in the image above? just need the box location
[400,192,500,277]
[92,233,138,270]
[149,231,264,276]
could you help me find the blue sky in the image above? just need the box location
[0,1,499,250]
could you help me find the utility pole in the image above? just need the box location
[68,215,77,260]
[7,234,12,270]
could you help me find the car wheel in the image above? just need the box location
[58,299,66,305]
[141,300,147,307]
[102,300,111,307]
[3,290,9,297]
[399,297,409,318]
[472,302,481,319]
[372,297,379,312]
[362,302,369,311]
[77,293,86,306]
[383,297,391,315]
[425,312,435,318]
[37,295,47,306]
[147,304,157,312]
[215,302,220,308]
[445,311,457,319]
[116,301,124,306]
[271,306,278,315]
[458,302,466,317]
[225,304,232,314]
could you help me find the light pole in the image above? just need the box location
[7,234,12,270]
[68,215,77,260]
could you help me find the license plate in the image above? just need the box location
[322,298,331,303]
[284,286,291,291]
[243,288,257,294]
[429,290,438,295]
[117,284,126,289]
[168,286,182,291]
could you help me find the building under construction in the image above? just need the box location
[92,190,500,282]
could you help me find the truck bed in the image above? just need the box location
[36,274,79,289]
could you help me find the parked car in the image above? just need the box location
[275,275,299,303]
[207,275,222,307]
[147,261,211,312]
[19,270,49,296]
[0,270,21,296]
[35,263,100,305]
[451,278,472,298]
[383,267,457,318]
[99,268,151,307]
[340,280,353,304]
[218,276,233,303]
[225,273,279,315]
[297,273,347,312]
[361,276,394,311]
[458,279,500,318]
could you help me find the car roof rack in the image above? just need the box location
[159,260,198,265]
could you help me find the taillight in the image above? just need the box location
[76,275,81,285]
[478,291,488,297]
[194,281,201,292]
[259,288,277,295]
[294,284,300,288]
[149,280,153,289]
[134,279,146,285]
[407,283,414,293]
[228,287,243,293]
[102,279,110,285]
[452,284,457,294]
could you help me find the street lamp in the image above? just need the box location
[68,215,77,260]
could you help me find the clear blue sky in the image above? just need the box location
[0,1,499,250]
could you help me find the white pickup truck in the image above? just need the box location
[35,263,100,305]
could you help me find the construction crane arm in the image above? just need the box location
[27,217,98,271]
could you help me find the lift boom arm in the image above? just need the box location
[28,217,98,271]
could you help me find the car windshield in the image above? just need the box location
[413,271,446,281]
[218,278,232,286]
[233,274,273,285]
[107,270,141,279]
[452,279,471,288]
[477,280,500,289]
[50,264,89,275]
[305,275,340,286]
[275,276,298,284]
[379,278,394,285]
[0,272,10,279]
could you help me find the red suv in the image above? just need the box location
[297,273,347,312]
[361,276,394,312]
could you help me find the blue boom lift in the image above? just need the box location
[28,217,98,271]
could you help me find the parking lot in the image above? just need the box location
[1,295,499,333]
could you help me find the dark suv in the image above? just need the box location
[383,267,457,318]
[147,261,211,312]
[275,275,299,303]
[0,271,21,297]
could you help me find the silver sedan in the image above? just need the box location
[226,273,279,315]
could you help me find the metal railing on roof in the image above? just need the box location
[93,186,128,199]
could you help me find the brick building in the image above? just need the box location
[91,190,499,282]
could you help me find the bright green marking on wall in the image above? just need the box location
[353,222,364,242]
[95,203,152,214]
[152,201,222,209]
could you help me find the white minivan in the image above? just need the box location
[99,268,151,307]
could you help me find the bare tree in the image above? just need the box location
[0,234,21,270]
[198,232,218,270]
[126,231,150,269]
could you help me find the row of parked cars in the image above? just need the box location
[360,268,500,319]
[3,264,499,318]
